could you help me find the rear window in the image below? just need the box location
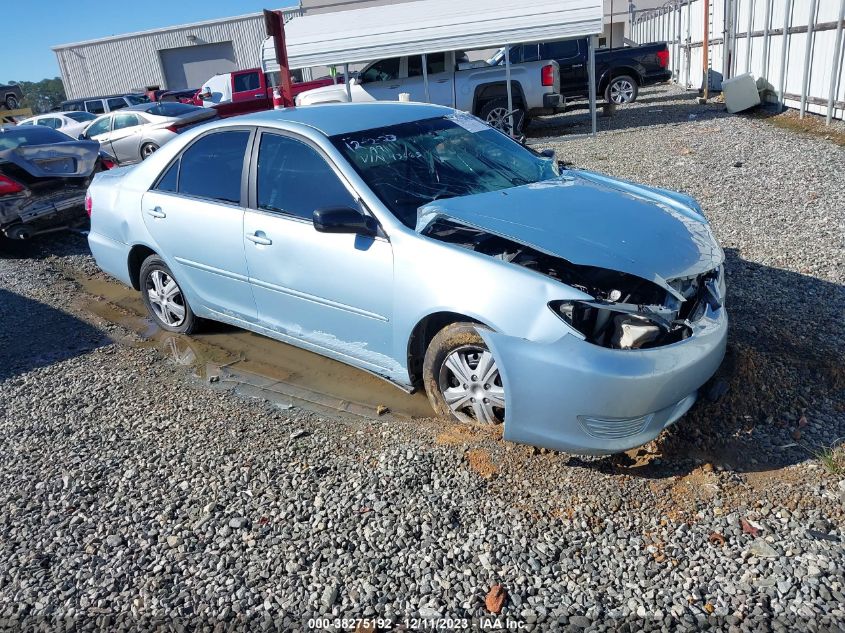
[85,100,105,114]
[176,130,250,203]
[65,111,97,123]
[144,103,200,117]
[233,72,261,93]
[0,126,69,150]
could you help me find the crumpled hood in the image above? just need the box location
[417,170,723,293]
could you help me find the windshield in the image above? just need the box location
[65,111,97,123]
[126,94,150,105]
[330,116,559,228]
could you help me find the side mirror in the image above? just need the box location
[539,148,555,159]
[313,207,377,236]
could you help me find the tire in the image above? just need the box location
[422,322,505,425]
[4,95,18,110]
[604,75,639,104]
[140,142,159,160]
[478,97,526,134]
[139,255,198,334]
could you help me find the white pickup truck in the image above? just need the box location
[293,51,562,131]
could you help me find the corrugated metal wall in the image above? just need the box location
[54,9,301,99]
[631,0,845,121]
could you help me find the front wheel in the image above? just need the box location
[4,95,19,110]
[139,255,198,334]
[605,75,639,104]
[423,323,505,425]
[479,98,526,135]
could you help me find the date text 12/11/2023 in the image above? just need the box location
[306,616,528,629]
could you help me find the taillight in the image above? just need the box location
[0,174,24,196]
[85,192,92,217]
[101,158,116,170]
[656,49,669,68]
[541,64,555,87]
[166,124,179,133]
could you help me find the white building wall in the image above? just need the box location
[53,9,300,99]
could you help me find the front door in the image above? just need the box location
[355,57,403,102]
[402,52,455,106]
[141,128,257,320]
[243,130,394,371]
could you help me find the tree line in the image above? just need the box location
[4,78,66,113]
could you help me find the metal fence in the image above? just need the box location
[632,0,845,122]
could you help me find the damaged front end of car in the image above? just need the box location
[421,217,724,350]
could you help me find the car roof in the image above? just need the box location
[233,102,455,136]
[60,94,143,104]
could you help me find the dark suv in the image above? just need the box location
[60,94,149,115]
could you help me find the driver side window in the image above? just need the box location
[360,58,400,83]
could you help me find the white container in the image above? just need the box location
[398,92,411,102]
[721,73,761,114]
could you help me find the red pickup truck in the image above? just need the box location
[195,68,339,118]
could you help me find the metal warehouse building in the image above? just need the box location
[52,7,302,99]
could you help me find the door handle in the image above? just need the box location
[246,231,272,246]
[388,84,401,89]
[255,94,265,98]
[146,206,166,219]
[572,64,584,68]
[435,79,450,83]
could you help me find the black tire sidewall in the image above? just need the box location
[139,255,196,334]
[6,97,18,110]
[422,322,497,422]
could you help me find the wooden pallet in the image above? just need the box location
[0,107,34,125]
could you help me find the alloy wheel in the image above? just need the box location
[145,269,186,327]
[609,79,635,103]
[438,345,505,424]
[141,144,158,159]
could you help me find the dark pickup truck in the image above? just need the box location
[493,38,671,105]
[0,84,23,110]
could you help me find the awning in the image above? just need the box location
[278,0,603,70]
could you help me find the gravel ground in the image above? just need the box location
[1,84,844,631]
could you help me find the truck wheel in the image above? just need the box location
[605,76,639,104]
[479,98,526,134]
[4,95,18,110]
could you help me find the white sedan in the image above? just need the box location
[17,111,97,139]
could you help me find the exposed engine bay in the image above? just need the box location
[423,219,722,350]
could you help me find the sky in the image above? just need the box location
[1,0,297,83]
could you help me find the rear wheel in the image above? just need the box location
[4,95,19,110]
[423,323,505,425]
[479,97,526,134]
[139,255,197,334]
[140,142,159,160]
[605,75,639,104]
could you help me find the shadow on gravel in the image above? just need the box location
[0,230,90,261]
[0,288,110,381]
[568,248,845,479]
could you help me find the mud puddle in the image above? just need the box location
[74,273,434,420]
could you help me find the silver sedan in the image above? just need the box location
[86,103,727,455]
[80,102,217,165]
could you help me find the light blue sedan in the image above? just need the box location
[87,102,727,454]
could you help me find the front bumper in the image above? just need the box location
[480,304,727,455]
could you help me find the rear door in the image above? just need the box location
[402,52,454,105]
[141,128,257,320]
[108,112,145,163]
[544,40,586,94]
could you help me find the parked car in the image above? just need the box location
[159,89,200,103]
[294,51,561,132]
[80,102,217,165]
[196,68,337,118]
[87,103,727,454]
[0,84,23,110]
[0,125,111,241]
[60,93,150,116]
[17,111,98,139]
[490,38,672,104]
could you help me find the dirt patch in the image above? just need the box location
[754,108,845,146]
[466,448,497,479]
